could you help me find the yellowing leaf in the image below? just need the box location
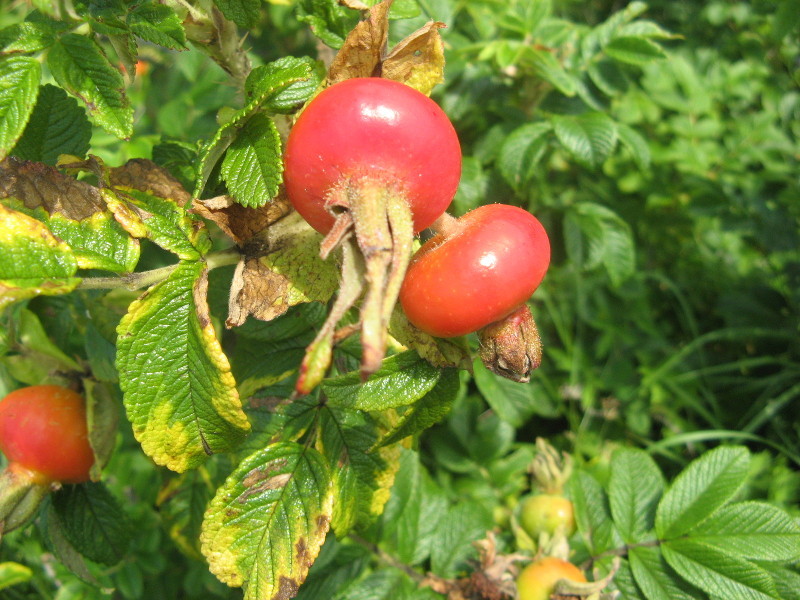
[382,21,446,95]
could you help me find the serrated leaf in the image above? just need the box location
[430,502,493,578]
[41,504,99,585]
[246,57,323,114]
[566,470,621,555]
[127,1,187,50]
[221,113,282,208]
[497,122,552,190]
[552,112,618,169]
[322,351,442,411]
[11,84,91,165]
[0,56,40,161]
[378,368,460,447]
[200,442,333,599]
[379,449,448,566]
[473,359,558,425]
[662,539,778,600]
[318,406,401,536]
[238,394,319,457]
[83,379,120,479]
[605,36,667,65]
[111,187,208,259]
[50,482,133,566]
[214,0,261,28]
[609,448,665,542]
[0,203,79,309]
[629,546,701,600]
[564,201,635,286]
[0,21,61,54]
[655,446,750,540]
[195,61,313,198]
[116,261,250,472]
[47,33,133,139]
[522,48,577,96]
[297,0,357,49]
[689,501,800,562]
[617,122,651,170]
[0,562,32,591]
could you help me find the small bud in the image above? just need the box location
[478,305,542,383]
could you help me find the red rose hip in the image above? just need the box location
[400,204,550,338]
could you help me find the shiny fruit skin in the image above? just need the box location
[519,494,576,539]
[399,204,550,338]
[0,385,94,484]
[283,77,461,234]
[516,557,586,600]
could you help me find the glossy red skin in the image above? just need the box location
[399,204,550,337]
[283,77,461,234]
[0,385,94,484]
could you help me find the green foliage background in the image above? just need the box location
[0,0,798,599]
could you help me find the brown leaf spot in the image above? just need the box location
[192,267,212,329]
[315,514,331,535]
[0,157,104,221]
[272,576,300,600]
[295,537,311,567]
[226,257,293,327]
[110,159,192,206]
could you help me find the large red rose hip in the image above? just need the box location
[0,385,94,484]
[400,204,550,338]
[283,77,461,235]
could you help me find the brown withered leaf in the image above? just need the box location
[383,21,446,95]
[227,212,338,327]
[0,156,103,220]
[109,158,191,206]
[192,192,292,245]
[328,0,394,84]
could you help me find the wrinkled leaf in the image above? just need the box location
[0,56,41,161]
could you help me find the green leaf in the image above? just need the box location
[318,406,401,536]
[47,33,133,139]
[662,539,778,600]
[497,122,552,190]
[157,469,215,558]
[377,449,448,565]
[655,446,750,540]
[214,0,261,28]
[0,20,61,54]
[605,36,667,66]
[521,47,577,96]
[41,210,140,273]
[0,203,79,309]
[116,261,250,472]
[564,201,635,286]
[110,188,208,259]
[551,112,618,169]
[195,60,313,198]
[246,56,325,114]
[628,546,702,600]
[609,448,665,543]
[473,358,559,426]
[567,470,621,554]
[0,56,40,161]
[200,442,333,599]
[238,394,319,457]
[127,1,187,50]
[616,122,651,170]
[429,502,494,578]
[322,351,442,411]
[297,0,356,49]
[0,562,32,591]
[221,113,282,208]
[11,84,91,165]
[688,501,800,562]
[50,482,134,566]
[378,367,460,447]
